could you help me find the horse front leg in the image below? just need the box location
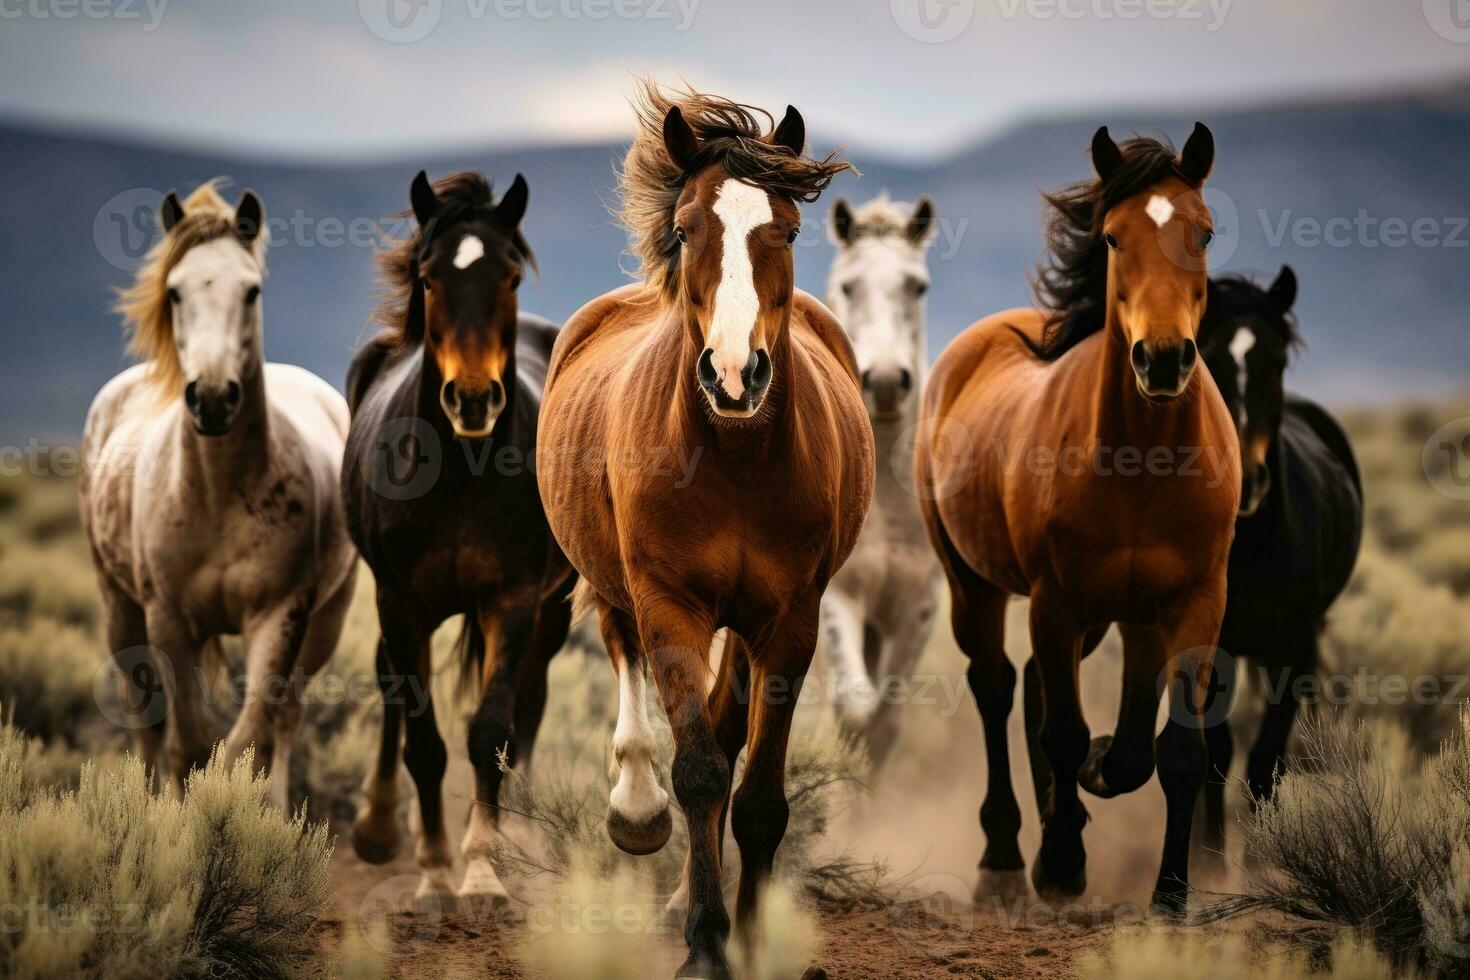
[98,580,166,780]
[459,594,541,903]
[817,588,878,740]
[222,595,315,810]
[1027,588,1091,900]
[142,606,215,796]
[731,596,819,949]
[636,598,731,980]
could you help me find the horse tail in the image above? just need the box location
[454,614,486,704]
[569,578,598,627]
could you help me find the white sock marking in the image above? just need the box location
[610,657,667,824]
[707,179,773,400]
[453,234,484,269]
[1229,326,1255,430]
[1146,194,1175,228]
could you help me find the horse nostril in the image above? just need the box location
[860,369,873,391]
[749,349,772,391]
[1180,339,1198,371]
[225,381,241,407]
[898,367,914,395]
[441,380,458,410]
[487,379,505,408]
[184,381,200,411]
[697,349,719,389]
[1130,341,1149,373]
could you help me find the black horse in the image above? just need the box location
[1194,266,1363,867]
[341,170,574,903]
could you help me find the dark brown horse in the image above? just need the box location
[537,82,871,978]
[342,170,574,903]
[915,125,1240,915]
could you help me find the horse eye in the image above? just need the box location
[911,280,929,297]
[1199,229,1215,250]
[787,226,800,245]
[841,283,856,299]
[510,273,522,290]
[167,287,180,305]
[420,277,432,293]
[675,227,688,246]
[1103,233,1120,251]
[244,285,260,305]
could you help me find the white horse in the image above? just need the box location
[79,182,357,806]
[818,194,942,766]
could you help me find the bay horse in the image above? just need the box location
[537,82,871,978]
[342,170,574,903]
[915,125,1240,915]
[1194,266,1362,867]
[819,194,942,766]
[79,183,357,806]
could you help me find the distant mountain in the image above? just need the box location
[3,84,1467,443]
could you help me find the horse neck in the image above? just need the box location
[176,364,270,494]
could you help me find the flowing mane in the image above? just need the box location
[1030,136,1190,361]
[115,180,266,396]
[617,78,853,297]
[370,171,536,347]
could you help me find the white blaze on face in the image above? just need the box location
[707,179,773,400]
[453,234,484,269]
[1229,325,1256,430]
[1146,194,1175,228]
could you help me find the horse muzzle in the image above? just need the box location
[861,365,913,422]
[184,378,242,436]
[697,347,772,418]
[1131,338,1197,402]
[441,378,505,438]
[1239,462,1271,517]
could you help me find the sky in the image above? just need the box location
[0,0,1467,161]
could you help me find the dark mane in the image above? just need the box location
[370,171,536,347]
[619,78,853,297]
[1204,274,1302,351]
[1029,136,1189,360]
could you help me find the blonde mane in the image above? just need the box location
[617,77,852,298]
[843,193,913,242]
[114,180,267,396]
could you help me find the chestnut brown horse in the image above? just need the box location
[915,124,1240,916]
[538,82,871,979]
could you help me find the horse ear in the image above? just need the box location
[830,198,854,245]
[662,106,700,172]
[160,191,184,232]
[772,104,805,157]
[1268,265,1297,314]
[410,170,440,229]
[234,190,264,246]
[1180,121,1215,185]
[1092,126,1122,182]
[908,196,936,245]
[495,174,529,229]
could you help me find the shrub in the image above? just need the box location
[0,719,334,979]
[1079,929,1407,979]
[1215,710,1470,976]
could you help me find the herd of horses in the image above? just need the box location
[77,80,1363,979]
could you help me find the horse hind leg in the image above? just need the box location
[352,637,404,864]
[816,589,879,740]
[512,583,575,781]
[1027,589,1091,900]
[1246,633,1314,805]
[600,603,673,856]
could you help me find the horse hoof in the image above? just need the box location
[416,868,461,913]
[973,868,1029,904]
[1077,735,1118,798]
[1150,887,1189,921]
[607,803,673,856]
[351,815,400,865]
[1031,860,1086,900]
[674,953,733,980]
[458,859,510,904]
